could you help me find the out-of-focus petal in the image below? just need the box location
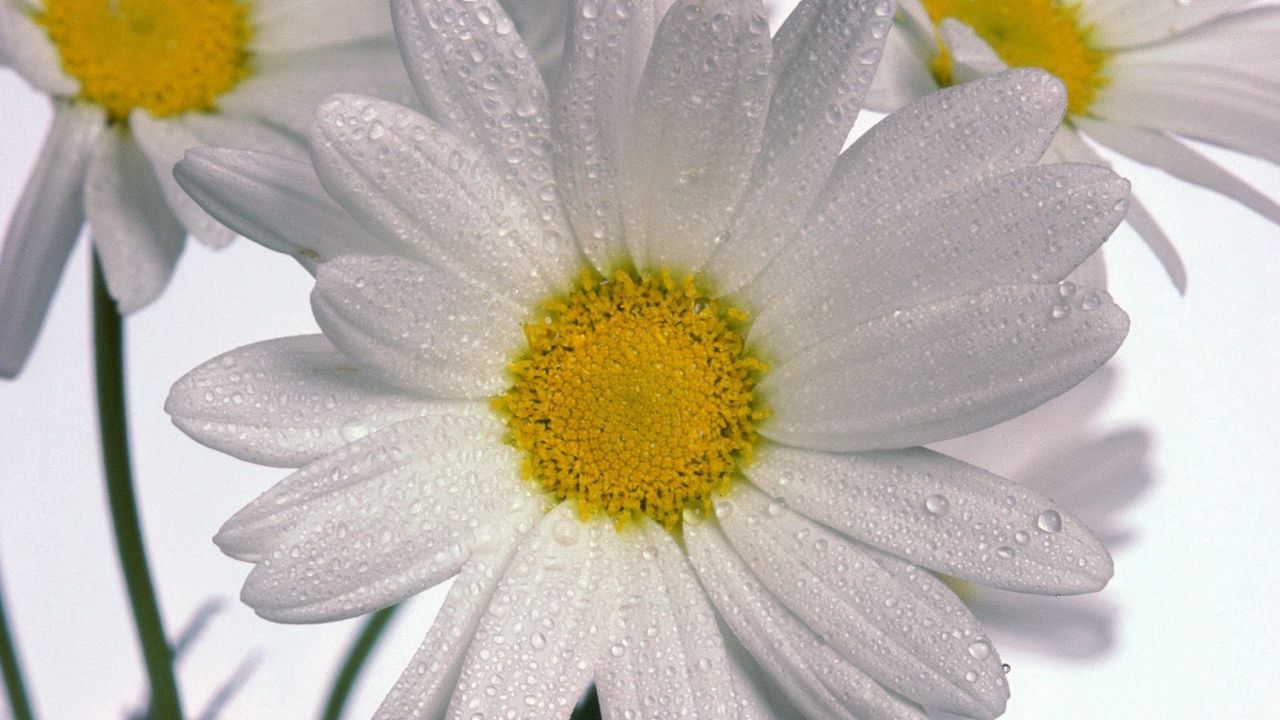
[251,0,394,53]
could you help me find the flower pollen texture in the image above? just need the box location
[497,269,769,530]
[37,0,253,121]
[923,0,1108,115]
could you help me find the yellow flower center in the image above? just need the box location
[37,0,254,121]
[496,269,769,530]
[921,0,1109,115]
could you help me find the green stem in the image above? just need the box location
[93,254,183,720]
[0,565,35,720]
[319,604,400,720]
[570,684,601,720]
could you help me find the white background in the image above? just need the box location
[2,23,1279,720]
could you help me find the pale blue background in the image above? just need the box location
[2,28,1278,720]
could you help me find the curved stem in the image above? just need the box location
[0,564,35,720]
[93,254,183,720]
[318,604,400,720]
[570,684,601,720]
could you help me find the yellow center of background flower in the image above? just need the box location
[497,270,769,529]
[922,0,1108,115]
[37,0,253,121]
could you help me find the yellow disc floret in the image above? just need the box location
[922,0,1109,115]
[37,0,253,121]
[496,269,769,530]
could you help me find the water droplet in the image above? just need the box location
[1036,509,1063,533]
[1057,281,1076,298]
[529,632,546,649]
[1002,663,1012,674]
[1079,291,1102,310]
[552,519,580,545]
[965,671,979,683]
[968,640,992,660]
[765,498,787,517]
[996,546,1015,560]
[924,494,949,515]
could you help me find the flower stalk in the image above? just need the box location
[93,253,183,720]
[0,565,36,720]
[319,604,400,720]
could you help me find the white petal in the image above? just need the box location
[746,445,1115,593]
[128,111,237,248]
[309,94,566,303]
[1080,0,1251,49]
[620,0,773,270]
[1076,117,1280,226]
[596,519,765,720]
[1044,126,1187,291]
[747,163,1129,352]
[0,0,76,95]
[706,0,895,291]
[173,148,383,271]
[0,101,101,377]
[390,0,572,251]
[219,40,418,138]
[711,484,1009,718]
[445,503,617,720]
[311,254,525,398]
[551,0,675,270]
[251,0,394,53]
[373,540,523,720]
[759,284,1129,451]
[164,334,477,467]
[937,18,1007,83]
[864,0,939,112]
[85,128,185,314]
[685,513,930,720]
[215,414,543,622]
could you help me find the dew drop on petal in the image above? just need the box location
[924,494,949,515]
[1036,509,1063,533]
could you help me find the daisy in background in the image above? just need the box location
[169,0,1133,717]
[931,366,1152,667]
[0,0,418,378]
[866,0,1280,292]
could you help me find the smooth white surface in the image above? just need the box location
[2,56,1279,720]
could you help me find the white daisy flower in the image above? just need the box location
[167,1,1133,717]
[931,366,1152,665]
[866,0,1280,292]
[0,0,418,378]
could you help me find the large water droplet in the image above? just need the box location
[924,494,949,515]
[1036,509,1063,533]
[968,640,992,660]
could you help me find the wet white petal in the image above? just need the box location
[215,414,542,622]
[312,254,525,398]
[620,0,773,270]
[164,334,477,468]
[712,484,1009,718]
[759,284,1129,450]
[0,102,100,377]
[174,148,384,271]
[746,445,1115,593]
[446,503,617,720]
[597,519,765,720]
[309,93,565,303]
[85,128,185,315]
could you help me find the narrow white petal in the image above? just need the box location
[759,284,1128,451]
[1045,126,1186,291]
[219,41,417,138]
[1077,117,1280,226]
[707,0,895,291]
[937,18,1007,83]
[0,101,101,377]
[174,148,384,271]
[391,0,573,251]
[746,445,1115,593]
[373,539,524,720]
[748,163,1129,352]
[597,520,765,720]
[711,484,1010,718]
[311,254,525,398]
[251,0,394,53]
[685,513,930,720]
[620,0,772,270]
[128,112,236,248]
[0,0,76,95]
[214,414,544,622]
[1080,0,1251,49]
[446,503,617,720]
[164,334,477,467]
[551,0,675,270]
[309,94,565,303]
[85,128,185,314]
[864,0,939,112]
